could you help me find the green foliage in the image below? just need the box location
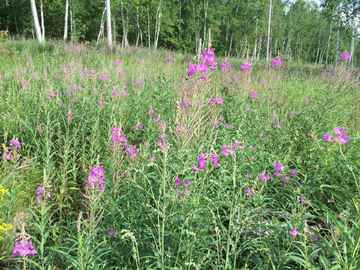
[0,39,360,269]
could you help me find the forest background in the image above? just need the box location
[0,0,359,68]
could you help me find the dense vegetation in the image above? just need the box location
[0,35,360,269]
[0,0,359,66]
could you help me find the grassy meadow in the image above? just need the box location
[0,37,360,269]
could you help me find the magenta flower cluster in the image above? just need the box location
[209,97,223,105]
[108,228,118,236]
[273,161,296,184]
[84,166,105,191]
[250,91,258,98]
[221,62,232,72]
[270,57,281,67]
[193,154,207,172]
[12,239,37,258]
[9,140,21,149]
[125,145,138,158]
[187,49,217,78]
[36,184,51,200]
[322,127,349,144]
[134,123,142,130]
[240,62,252,71]
[339,51,349,61]
[110,127,127,145]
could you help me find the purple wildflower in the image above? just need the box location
[175,177,181,188]
[244,189,251,195]
[290,228,298,236]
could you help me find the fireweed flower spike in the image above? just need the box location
[84,166,105,191]
[175,177,181,188]
[270,57,281,67]
[9,140,21,149]
[322,126,349,144]
[12,238,37,258]
[240,62,252,71]
[339,51,349,61]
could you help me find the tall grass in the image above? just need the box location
[0,37,359,269]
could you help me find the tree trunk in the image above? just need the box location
[154,0,162,51]
[228,31,234,57]
[70,2,73,46]
[257,35,262,59]
[97,6,106,43]
[346,6,356,72]
[40,0,45,41]
[325,8,333,67]
[178,0,181,50]
[30,0,43,43]
[12,0,19,35]
[307,28,318,61]
[147,4,151,49]
[242,37,247,59]
[106,0,112,46]
[203,1,208,49]
[135,9,143,48]
[266,0,272,63]
[64,0,69,43]
[253,0,259,60]
[120,1,128,47]
[334,4,341,69]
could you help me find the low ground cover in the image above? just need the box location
[0,38,360,269]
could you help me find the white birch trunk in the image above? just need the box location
[97,6,106,43]
[228,31,234,57]
[135,9,143,47]
[147,4,151,49]
[266,0,272,63]
[64,0,69,43]
[106,0,112,46]
[40,0,45,41]
[253,0,259,60]
[178,0,181,50]
[70,3,73,46]
[154,0,162,51]
[203,1,208,49]
[120,1,128,47]
[346,6,356,71]
[30,0,43,43]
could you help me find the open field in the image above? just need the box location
[1,38,360,269]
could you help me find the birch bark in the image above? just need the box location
[154,0,163,51]
[64,0,69,43]
[30,0,43,43]
[97,6,106,43]
[106,0,112,46]
[120,1,128,47]
[40,0,45,41]
[147,4,151,49]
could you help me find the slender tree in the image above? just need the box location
[64,0,69,43]
[30,0,43,43]
[106,0,112,46]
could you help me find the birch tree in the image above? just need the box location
[64,0,69,43]
[106,0,112,46]
[97,6,106,43]
[154,0,163,51]
[40,0,45,41]
[120,1,129,47]
[30,0,43,43]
